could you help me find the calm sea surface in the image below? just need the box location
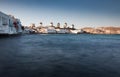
[0,34,120,77]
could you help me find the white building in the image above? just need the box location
[70,29,83,34]
[0,11,22,35]
[56,28,69,34]
[40,26,56,34]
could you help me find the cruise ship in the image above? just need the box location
[0,11,23,35]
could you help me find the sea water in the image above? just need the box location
[0,34,120,77]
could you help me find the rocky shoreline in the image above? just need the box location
[82,27,120,34]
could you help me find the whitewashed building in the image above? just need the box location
[0,11,23,35]
[40,26,56,34]
[70,29,83,34]
[56,28,69,34]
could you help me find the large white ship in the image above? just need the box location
[0,11,23,35]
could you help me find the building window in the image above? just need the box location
[2,17,8,26]
[0,16,1,26]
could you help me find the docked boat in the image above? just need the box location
[0,11,23,35]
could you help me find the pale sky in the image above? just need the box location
[0,0,120,28]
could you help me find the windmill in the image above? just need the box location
[57,22,60,28]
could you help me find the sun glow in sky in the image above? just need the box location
[0,0,120,28]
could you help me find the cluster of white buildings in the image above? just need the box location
[24,22,83,34]
[0,11,23,35]
[1,11,120,35]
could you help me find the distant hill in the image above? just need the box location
[82,27,120,34]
